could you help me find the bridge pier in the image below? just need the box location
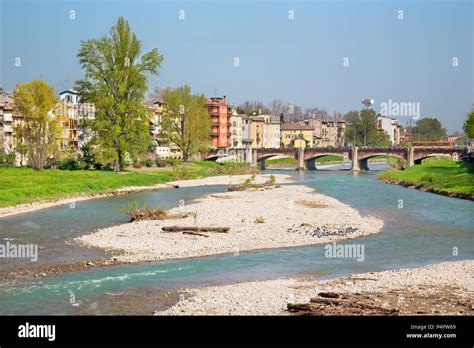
[258,160,266,170]
[305,159,317,170]
[250,149,257,167]
[297,148,307,170]
[408,147,414,167]
[359,158,370,171]
[351,147,360,171]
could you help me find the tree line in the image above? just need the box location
[7,17,473,170]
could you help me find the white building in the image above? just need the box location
[261,114,281,148]
[230,111,243,148]
[377,114,401,145]
[0,90,15,154]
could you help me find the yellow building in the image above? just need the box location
[281,123,314,149]
[250,116,265,149]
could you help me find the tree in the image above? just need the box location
[75,17,163,171]
[14,80,62,170]
[145,86,165,106]
[268,99,288,118]
[463,108,474,139]
[344,110,361,145]
[344,109,390,147]
[237,100,271,115]
[160,85,211,161]
[412,118,446,141]
[303,107,329,121]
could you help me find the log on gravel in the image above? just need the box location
[182,231,209,237]
[162,226,230,233]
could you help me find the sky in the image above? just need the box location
[0,0,472,132]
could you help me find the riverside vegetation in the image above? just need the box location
[0,161,257,208]
[378,159,474,200]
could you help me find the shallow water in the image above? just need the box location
[0,165,472,314]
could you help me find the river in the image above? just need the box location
[0,164,472,314]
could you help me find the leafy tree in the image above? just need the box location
[344,109,390,147]
[75,17,163,171]
[160,85,211,161]
[412,118,446,141]
[14,80,62,170]
[463,108,474,139]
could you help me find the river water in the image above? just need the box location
[0,165,472,314]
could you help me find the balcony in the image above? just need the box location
[3,125,13,133]
[211,132,219,137]
[212,122,220,127]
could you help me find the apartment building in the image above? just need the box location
[261,114,281,149]
[377,114,401,145]
[0,90,16,154]
[250,116,265,149]
[149,100,182,158]
[300,118,346,147]
[281,123,314,148]
[207,96,232,149]
[58,89,96,150]
[241,115,253,148]
[230,111,243,148]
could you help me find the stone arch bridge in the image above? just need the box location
[206,147,464,171]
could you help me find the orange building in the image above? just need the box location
[207,96,232,148]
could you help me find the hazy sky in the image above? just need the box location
[1,0,472,132]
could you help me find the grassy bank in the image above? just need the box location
[266,155,345,167]
[378,160,474,200]
[0,161,257,208]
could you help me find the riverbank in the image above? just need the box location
[76,174,383,263]
[378,160,474,201]
[157,260,474,315]
[0,161,257,218]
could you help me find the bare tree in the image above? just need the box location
[268,99,288,117]
[146,86,165,105]
[237,100,271,115]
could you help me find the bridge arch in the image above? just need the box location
[414,153,453,165]
[356,152,407,171]
[304,153,348,161]
[205,154,222,161]
[358,153,405,161]
[256,153,296,170]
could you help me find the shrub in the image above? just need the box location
[0,150,16,168]
[143,158,154,167]
[57,157,88,170]
[155,157,167,167]
[254,216,265,224]
[132,160,142,168]
[387,157,408,170]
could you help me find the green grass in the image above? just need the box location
[378,160,474,197]
[316,155,344,163]
[266,157,297,165]
[0,161,256,208]
[266,155,344,166]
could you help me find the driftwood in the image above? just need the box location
[182,231,209,238]
[162,226,230,233]
[287,292,400,316]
